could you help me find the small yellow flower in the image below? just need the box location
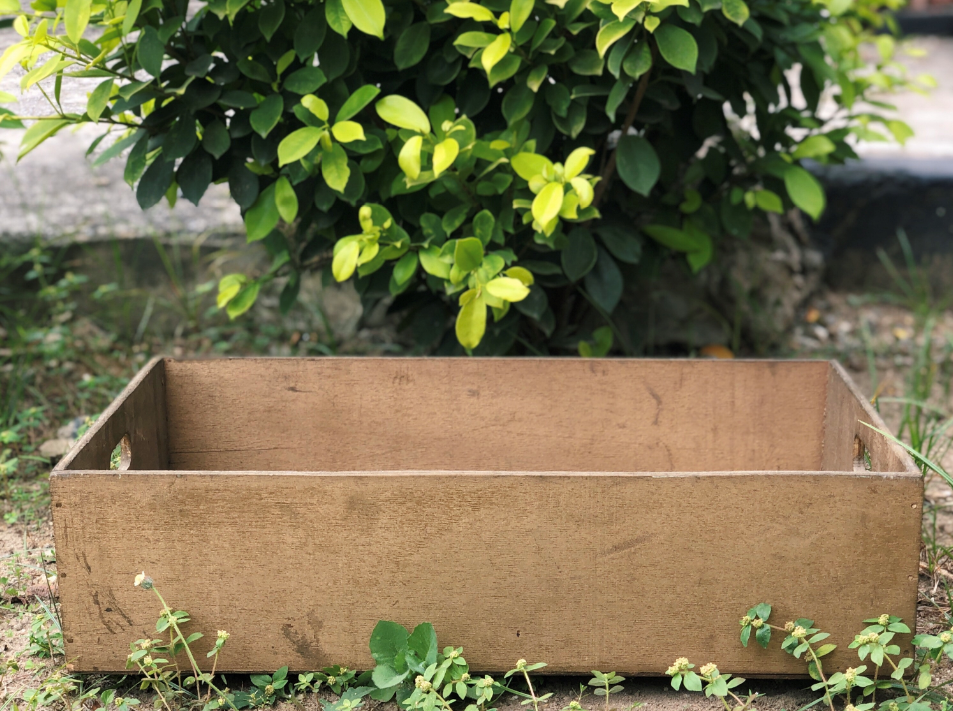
[751,618,763,629]
[700,663,717,677]
[218,630,230,640]
[784,621,795,632]
[143,656,153,666]
[878,614,890,627]
[844,668,857,684]
[792,626,807,639]
[740,615,752,627]
[134,572,145,586]
[941,632,952,644]
[415,676,432,692]
[516,659,527,671]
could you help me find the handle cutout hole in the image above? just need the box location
[110,434,132,471]
[853,435,871,472]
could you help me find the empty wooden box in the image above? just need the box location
[52,357,921,675]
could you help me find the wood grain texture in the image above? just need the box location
[163,358,834,472]
[56,356,169,472]
[52,470,921,674]
[820,362,916,473]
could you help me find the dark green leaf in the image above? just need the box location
[561,228,597,282]
[615,135,660,197]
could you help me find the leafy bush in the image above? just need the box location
[0,0,921,353]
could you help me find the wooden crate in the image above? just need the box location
[52,357,921,675]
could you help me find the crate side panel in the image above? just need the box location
[820,363,915,473]
[53,471,920,674]
[60,357,169,471]
[164,359,830,472]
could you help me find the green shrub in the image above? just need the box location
[0,0,921,353]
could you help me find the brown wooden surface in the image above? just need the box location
[52,470,921,674]
[162,358,837,472]
[819,362,917,474]
[57,357,169,472]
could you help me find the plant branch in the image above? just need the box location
[591,57,653,210]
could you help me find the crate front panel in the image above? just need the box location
[52,470,921,674]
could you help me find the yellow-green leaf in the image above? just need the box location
[444,2,495,21]
[341,0,385,39]
[532,181,563,226]
[432,137,459,177]
[278,126,322,166]
[301,94,329,121]
[511,152,553,181]
[332,239,361,281]
[564,146,594,180]
[509,0,533,33]
[87,78,113,121]
[504,266,534,286]
[420,245,452,279]
[570,177,594,208]
[18,118,70,161]
[644,15,659,32]
[455,290,487,349]
[486,276,529,302]
[722,0,749,26]
[610,0,641,20]
[481,32,511,74]
[65,0,92,44]
[398,134,423,179]
[331,120,366,143]
[596,18,635,58]
[322,141,351,192]
[375,95,431,133]
[275,176,299,223]
[217,274,246,308]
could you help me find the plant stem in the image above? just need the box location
[522,670,540,711]
[805,645,836,711]
[885,655,913,702]
[591,51,653,210]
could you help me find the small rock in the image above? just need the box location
[56,416,87,440]
[38,438,71,459]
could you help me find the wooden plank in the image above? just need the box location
[820,362,916,473]
[163,359,833,473]
[56,357,169,472]
[51,469,921,675]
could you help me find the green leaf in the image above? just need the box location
[683,672,702,692]
[135,156,174,209]
[326,0,352,36]
[623,41,652,79]
[740,626,751,647]
[473,210,495,245]
[259,0,285,41]
[654,24,697,73]
[178,151,212,205]
[86,78,113,121]
[275,176,299,222]
[510,0,533,33]
[721,0,749,26]
[754,190,783,213]
[122,0,142,34]
[227,281,260,318]
[584,247,622,313]
[755,625,771,649]
[283,66,327,94]
[202,119,231,159]
[792,135,836,159]
[456,291,486,349]
[784,165,825,220]
[392,251,418,286]
[395,23,431,70]
[432,137,458,177]
[245,183,279,241]
[341,0,385,39]
[337,85,381,122]
[482,33,512,75]
[376,95,431,133]
[562,228,597,282]
[532,182,563,226]
[250,94,284,138]
[65,0,92,44]
[454,237,484,272]
[420,246,451,279]
[615,135,660,197]
[137,26,165,78]
[322,141,350,192]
